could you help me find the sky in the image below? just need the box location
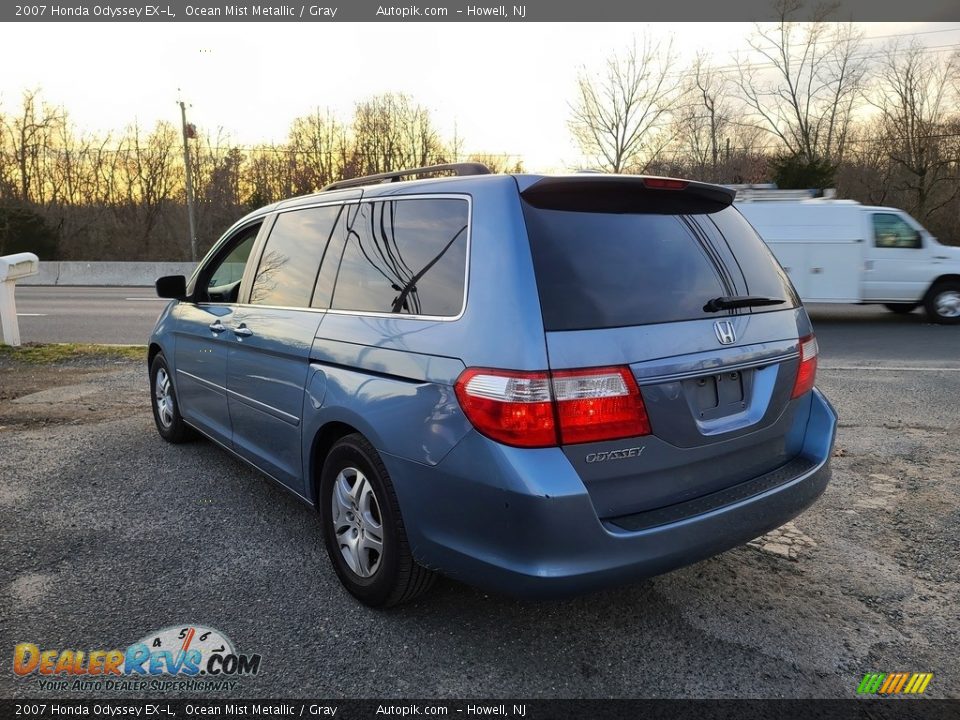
[2,21,959,171]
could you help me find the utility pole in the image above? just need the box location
[179,99,198,262]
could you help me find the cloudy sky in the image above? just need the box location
[2,21,958,170]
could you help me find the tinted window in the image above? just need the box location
[873,213,921,249]
[331,198,468,317]
[249,205,342,307]
[203,223,260,303]
[707,208,799,304]
[522,203,726,330]
[311,203,357,310]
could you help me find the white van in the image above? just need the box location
[736,196,960,323]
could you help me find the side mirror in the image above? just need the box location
[156,275,187,300]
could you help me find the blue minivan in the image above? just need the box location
[150,164,837,607]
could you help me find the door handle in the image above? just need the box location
[208,321,226,334]
[234,325,253,338]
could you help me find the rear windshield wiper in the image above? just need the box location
[703,295,786,313]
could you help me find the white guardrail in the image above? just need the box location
[0,253,40,346]
[19,261,197,287]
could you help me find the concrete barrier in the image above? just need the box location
[20,261,197,287]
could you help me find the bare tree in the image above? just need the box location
[288,108,349,192]
[244,143,296,207]
[569,34,683,173]
[351,93,445,176]
[0,89,64,203]
[735,1,866,167]
[111,121,180,257]
[868,42,960,221]
[673,54,733,181]
[189,131,247,251]
[837,118,895,206]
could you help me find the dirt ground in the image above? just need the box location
[0,346,145,430]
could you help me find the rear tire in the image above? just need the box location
[924,282,960,324]
[319,433,435,607]
[150,353,193,443]
[884,303,918,315]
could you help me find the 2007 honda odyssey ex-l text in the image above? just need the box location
[149,164,837,607]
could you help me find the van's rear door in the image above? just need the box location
[521,176,811,520]
[736,201,864,302]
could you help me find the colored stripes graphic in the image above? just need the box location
[857,672,933,694]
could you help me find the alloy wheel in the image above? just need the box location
[154,367,175,429]
[331,467,384,578]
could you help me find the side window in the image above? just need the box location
[249,205,343,307]
[331,198,469,317]
[311,203,358,310]
[202,223,260,303]
[873,213,921,249]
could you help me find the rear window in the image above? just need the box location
[707,207,800,304]
[522,203,727,331]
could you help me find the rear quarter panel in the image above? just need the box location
[301,176,549,499]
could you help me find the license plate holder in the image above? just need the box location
[687,369,747,419]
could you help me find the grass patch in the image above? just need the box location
[0,342,146,364]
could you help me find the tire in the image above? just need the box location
[884,303,918,315]
[319,433,435,607]
[924,281,960,324]
[149,352,193,443]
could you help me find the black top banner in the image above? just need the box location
[3,0,959,22]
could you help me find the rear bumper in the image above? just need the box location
[383,388,837,598]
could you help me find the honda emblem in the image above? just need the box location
[714,320,736,345]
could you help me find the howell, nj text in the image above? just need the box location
[463,5,526,17]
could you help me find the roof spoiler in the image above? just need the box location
[520,175,735,215]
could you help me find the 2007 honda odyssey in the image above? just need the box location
[149,164,837,607]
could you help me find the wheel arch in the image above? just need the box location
[148,342,163,369]
[927,274,960,295]
[308,420,363,506]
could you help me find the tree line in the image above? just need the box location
[0,90,524,260]
[1,7,959,261]
[570,6,960,244]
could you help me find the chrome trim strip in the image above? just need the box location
[636,352,800,386]
[177,368,299,425]
[273,198,362,214]
[241,194,473,322]
[322,308,461,322]
[176,369,226,394]
[226,388,300,426]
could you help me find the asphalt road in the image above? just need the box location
[2,288,959,700]
[14,287,168,345]
[11,286,960,365]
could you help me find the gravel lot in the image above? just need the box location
[0,348,957,699]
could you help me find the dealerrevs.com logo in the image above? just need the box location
[13,625,262,692]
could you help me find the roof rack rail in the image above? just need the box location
[322,162,491,192]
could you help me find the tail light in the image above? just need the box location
[453,369,556,447]
[791,334,819,399]
[454,366,650,448]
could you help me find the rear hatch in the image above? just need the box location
[520,176,810,520]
